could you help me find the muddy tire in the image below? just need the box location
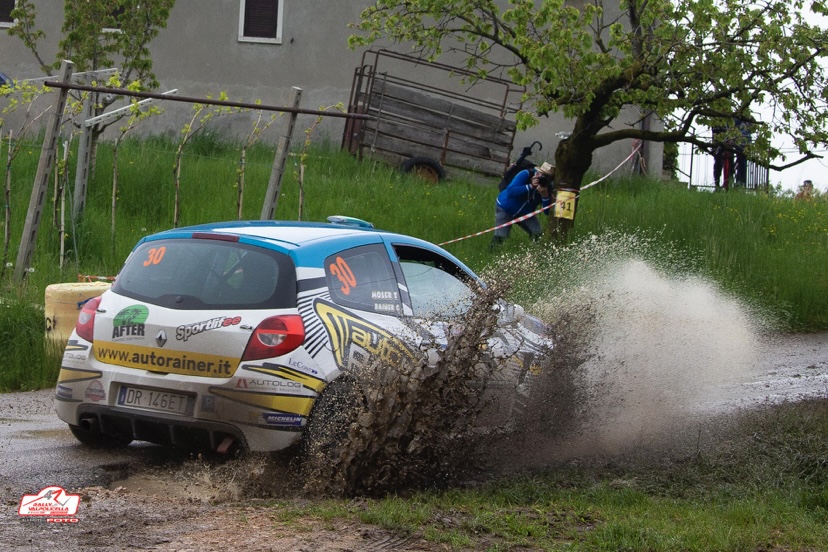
[69,424,133,448]
[401,156,446,183]
[301,376,365,494]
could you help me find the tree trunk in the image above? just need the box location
[546,136,594,240]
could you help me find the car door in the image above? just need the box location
[391,243,536,426]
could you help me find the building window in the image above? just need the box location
[103,6,125,33]
[0,0,16,26]
[238,0,283,44]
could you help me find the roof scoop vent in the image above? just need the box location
[327,215,374,229]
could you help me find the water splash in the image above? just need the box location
[174,231,776,497]
[481,231,771,470]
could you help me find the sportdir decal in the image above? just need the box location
[176,315,242,342]
[313,299,417,370]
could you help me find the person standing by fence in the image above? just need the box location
[796,180,815,201]
[712,126,733,189]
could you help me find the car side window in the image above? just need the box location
[394,246,475,318]
[324,244,401,315]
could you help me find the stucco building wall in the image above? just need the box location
[0,0,662,182]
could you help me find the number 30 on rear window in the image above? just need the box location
[143,247,166,267]
[329,256,356,295]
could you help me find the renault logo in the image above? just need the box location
[155,330,167,348]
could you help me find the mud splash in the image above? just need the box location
[480,231,773,471]
[299,281,509,497]
[118,231,775,499]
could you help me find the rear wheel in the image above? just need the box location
[69,423,132,448]
[301,376,365,493]
[401,156,446,183]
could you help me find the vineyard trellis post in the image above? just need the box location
[71,68,118,223]
[261,86,302,220]
[14,60,73,282]
[13,79,370,278]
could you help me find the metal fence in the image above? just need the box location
[678,142,769,192]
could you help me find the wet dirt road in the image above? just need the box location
[0,332,826,551]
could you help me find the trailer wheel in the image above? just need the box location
[401,156,446,183]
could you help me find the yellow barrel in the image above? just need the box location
[45,282,112,345]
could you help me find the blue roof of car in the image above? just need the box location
[136,219,475,274]
[169,220,378,246]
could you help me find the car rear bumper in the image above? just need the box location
[75,403,247,452]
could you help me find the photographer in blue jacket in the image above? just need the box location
[490,162,555,249]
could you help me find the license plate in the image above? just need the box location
[117,385,193,415]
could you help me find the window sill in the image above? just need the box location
[238,36,282,45]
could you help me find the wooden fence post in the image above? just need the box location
[260,87,302,220]
[14,60,74,281]
[72,71,95,222]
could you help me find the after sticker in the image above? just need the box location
[111,305,149,341]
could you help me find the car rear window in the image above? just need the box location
[112,239,296,310]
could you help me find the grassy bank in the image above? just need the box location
[0,138,826,391]
[254,399,828,550]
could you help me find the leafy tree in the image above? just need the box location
[8,0,175,146]
[350,0,828,234]
[9,0,174,92]
[8,0,175,220]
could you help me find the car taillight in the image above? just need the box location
[241,315,305,361]
[76,295,103,343]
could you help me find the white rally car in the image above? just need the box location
[55,217,551,453]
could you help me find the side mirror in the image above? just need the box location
[495,301,525,323]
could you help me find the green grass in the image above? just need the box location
[577,178,828,330]
[261,400,828,551]
[0,297,63,391]
[2,136,826,323]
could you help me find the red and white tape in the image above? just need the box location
[437,141,642,246]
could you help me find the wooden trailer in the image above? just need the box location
[342,50,525,182]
